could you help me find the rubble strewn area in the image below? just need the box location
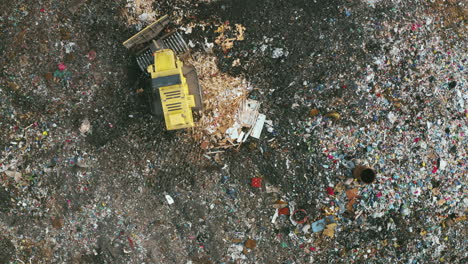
[1,0,466,263]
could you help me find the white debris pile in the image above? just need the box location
[225,99,266,143]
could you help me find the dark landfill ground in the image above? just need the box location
[0,0,467,263]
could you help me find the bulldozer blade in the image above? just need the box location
[123,15,170,49]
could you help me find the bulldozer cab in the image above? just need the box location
[148,49,195,130]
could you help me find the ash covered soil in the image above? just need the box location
[1,0,467,263]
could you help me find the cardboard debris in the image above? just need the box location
[346,199,357,212]
[346,188,359,200]
[323,223,337,238]
[272,200,288,209]
[346,188,359,212]
[214,23,246,52]
[244,239,257,249]
[239,99,260,127]
[251,114,266,139]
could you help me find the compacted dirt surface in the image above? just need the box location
[1,0,467,263]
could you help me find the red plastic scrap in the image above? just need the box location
[251,177,262,188]
[411,24,418,31]
[326,187,335,195]
[278,207,290,215]
[58,63,66,71]
[127,236,134,249]
[88,50,97,61]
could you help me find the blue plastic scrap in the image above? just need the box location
[311,216,335,232]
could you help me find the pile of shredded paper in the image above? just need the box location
[188,54,266,151]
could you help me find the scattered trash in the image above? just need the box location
[244,239,256,249]
[251,114,266,139]
[4,171,22,183]
[311,216,335,233]
[291,209,308,224]
[271,209,279,223]
[57,63,66,71]
[1,0,466,263]
[346,188,359,200]
[51,217,64,229]
[278,207,290,215]
[87,50,97,61]
[227,244,246,261]
[322,223,337,238]
[251,177,262,188]
[271,47,288,59]
[272,200,288,209]
[324,112,340,120]
[309,109,320,117]
[79,118,91,134]
[165,195,174,205]
[223,99,267,143]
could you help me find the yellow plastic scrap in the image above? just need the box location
[272,200,288,209]
[235,24,246,40]
[214,24,227,33]
[324,207,338,216]
[324,112,341,120]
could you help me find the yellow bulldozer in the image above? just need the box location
[123,15,203,130]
